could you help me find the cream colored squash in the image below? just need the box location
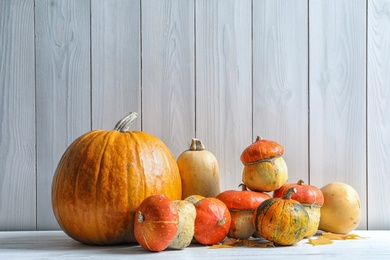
[168,200,196,250]
[319,182,361,234]
[177,138,221,199]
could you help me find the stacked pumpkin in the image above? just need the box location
[237,136,324,245]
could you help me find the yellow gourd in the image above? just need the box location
[177,138,221,199]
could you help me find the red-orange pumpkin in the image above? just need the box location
[134,194,179,252]
[274,180,324,237]
[216,185,271,239]
[194,197,231,245]
[254,187,309,245]
[273,180,324,206]
[51,112,182,245]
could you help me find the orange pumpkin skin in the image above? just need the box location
[134,195,179,252]
[51,113,182,245]
[216,188,271,211]
[194,198,231,245]
[217,187,270,239]
[273,180,324,206]
[240,137,284,163]
[254,188,309,246]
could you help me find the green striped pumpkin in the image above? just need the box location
[254,187,309,245]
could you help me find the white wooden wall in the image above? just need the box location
[0,0,389,231]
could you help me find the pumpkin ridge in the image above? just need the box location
[128,132,143,189]
[269,200,282,241]
[63,131,105,244]
[255,198,274,236]
[55,130,106,245]
[90,131,114,244]
[281,200,291,243]
[128,131,147,199]
[96,130,131,243]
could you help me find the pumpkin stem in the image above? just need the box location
[217,218,227,226]
[189,138,205,151]
[137,211,144,224]
[284,187,297,200]
[114,112,138,132]
[297,179,305,185]
[239,183,248,191]
[255,136,262,142]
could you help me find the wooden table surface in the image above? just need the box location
[0,230,389,259]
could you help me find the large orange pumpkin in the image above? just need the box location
[51,112,182,245]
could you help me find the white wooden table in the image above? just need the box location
[0,230,389,259]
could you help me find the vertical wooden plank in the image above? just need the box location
[309,0,367,229]
[0,0,36,230]
[142,0,195,158]
[91,0,141,130]
[35,0,91,230]
[367,0,390,229]
[196,0,252,191]
[252,0,309,184]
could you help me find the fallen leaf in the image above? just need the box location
[209,238,274,249]
[209,244,238,249]
[242,240,274,248]
[223,238,241,246]
[208,238,241,249]
[308,236,333,246]
[322,232,363,240]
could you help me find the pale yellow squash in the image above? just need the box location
[177,138,221,199]
[168,200,196,250]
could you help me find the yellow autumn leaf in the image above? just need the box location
[322,232,363,240]
[242,240,274,248]
[208,238,240,249]
[308,236,333,246]
[209,244,238,249]
[209,238,274,249]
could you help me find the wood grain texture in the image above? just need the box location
[367,0,390,229]
[252,0,309,184]
[309,0,367,229]
[91,0,141,131]
[35,0,91,230]
[0,0,36,230]
[141,0,195,158]
[195,0,252,191]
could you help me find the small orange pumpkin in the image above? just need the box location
[216,184,270,239]
[134,194,179,252]
[51,112,182,245]
[194,197,231,245]
[254,187,309,245]
[240,136,288,192]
